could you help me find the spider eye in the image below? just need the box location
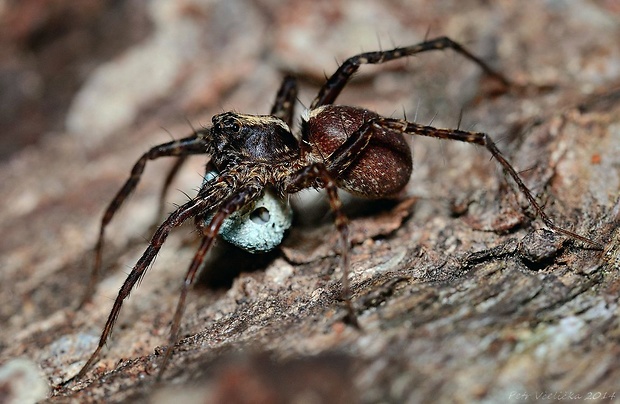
[212,114,241,132]
[212,117,241,133]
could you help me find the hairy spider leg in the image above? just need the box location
[306,35,600,248]
[270,75,298,127]
[285,119,409,324]
[64,180,246,386]
[153,154,190,226]
[73,75,300,380]
[151,75,299,236]
[374,117,603,249]
[157,184,264,380]
[283,163,357,326]
[311,36,509,109]
[81,134,209,307]
[324,119,377,176]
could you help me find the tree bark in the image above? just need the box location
[0,1,619,403]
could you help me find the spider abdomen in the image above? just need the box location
[303,105,413,198]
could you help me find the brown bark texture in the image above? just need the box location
[0,1,619,403]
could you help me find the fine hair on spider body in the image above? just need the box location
[62,36,602,387]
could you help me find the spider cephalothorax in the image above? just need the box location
[65,36,601,386]
[209,112,299,167]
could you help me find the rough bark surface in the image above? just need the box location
[1,1,619,403]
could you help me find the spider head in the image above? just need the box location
[210,112,299,163]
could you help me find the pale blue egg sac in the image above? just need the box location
[202,170,292,253]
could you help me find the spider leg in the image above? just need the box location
[324,120,377,177]
[80,133,209,308]
[62,187,230,387]
[374,117,603,249]
[311,36,509,108]
[283,164,357,326]
[270,75,298,127]
[153,155,189,225]
[156,184,263,380]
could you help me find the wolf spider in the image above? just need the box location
[64,36,601,386]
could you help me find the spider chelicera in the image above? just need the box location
[64,36,601,386]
